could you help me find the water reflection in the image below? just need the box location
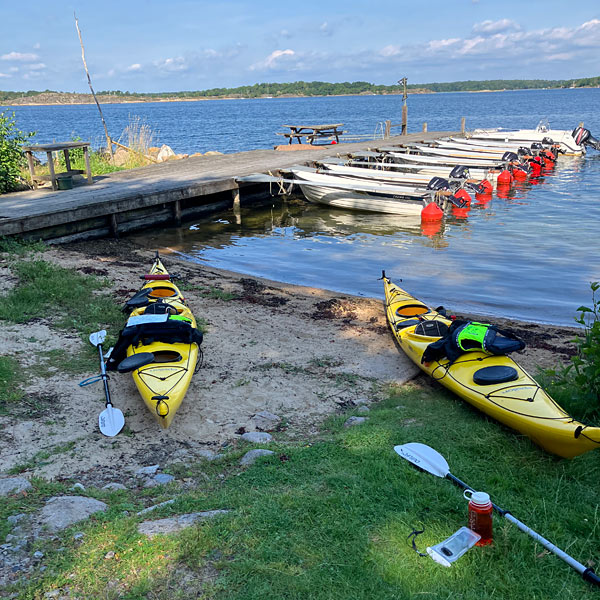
[128,156,600,326]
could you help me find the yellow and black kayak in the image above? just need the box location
[382,273,600,458]
[107,254,202,429]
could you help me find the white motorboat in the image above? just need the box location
[288,167,447,216]
[468,123,600,155]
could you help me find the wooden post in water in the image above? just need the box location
[461,117,466,133]
[173,200,182,226]
[399,77,408,135]
[422,122,428,133]
[385,120,391,138]
[232,187,241,224]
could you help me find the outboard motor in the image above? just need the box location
[541,136,555,146]
[463,181,487,195]
[517,147,531,158]
[449,165,470,180]
[572,126,600,151]
[427,176,450,191]
[501,151,518,162]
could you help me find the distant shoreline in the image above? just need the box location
[1,87,581,108]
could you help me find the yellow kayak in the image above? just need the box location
[108,254,202,429]
[382,273,600,458]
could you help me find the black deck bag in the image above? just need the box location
[107,319,203,371]
[421,319,525,365]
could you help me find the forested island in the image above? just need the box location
[1,76,599,105]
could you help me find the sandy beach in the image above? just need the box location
[0,239,579,486]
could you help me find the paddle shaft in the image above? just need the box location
[96,343,112,407]
[445,472,600,586]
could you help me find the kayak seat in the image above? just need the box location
[148,286,178,298]
[396,304,430,318]
[414,320,449,338]
[473,365,519,386]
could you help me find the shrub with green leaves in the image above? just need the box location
[0,110,33,193]
[543,282,600,423]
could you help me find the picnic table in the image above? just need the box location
[277,123,346,145]
[23,141,93,191]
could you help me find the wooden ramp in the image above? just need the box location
[0,132,458,242]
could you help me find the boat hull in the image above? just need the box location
[383,277,600,458]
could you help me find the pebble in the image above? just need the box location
[70,483,85,491]
[240,449,275,466]
[251,411,281,431]
[357,406,370,413]
[344,416,367,427]
[153,473,175,485]
[7,514,26,526]
[137,510,230,538]
[241,432,272,443]
[102,482,127,491]
[33,551,44,559]
[135,465,160,476]
[0,477,32,497]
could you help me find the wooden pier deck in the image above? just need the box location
[0,131,458,242]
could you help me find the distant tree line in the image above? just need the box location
[2,77,599,102]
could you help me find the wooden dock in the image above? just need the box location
[0,131,458,243]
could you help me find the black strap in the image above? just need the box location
[407,525,428,557]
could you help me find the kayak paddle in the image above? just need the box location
[80,330,125,437]
[394,442,600,587]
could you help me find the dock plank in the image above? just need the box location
[0,132,458,240]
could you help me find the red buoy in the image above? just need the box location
[452,207,470,219]
[453,189,472,206]
[421,219,442,237]
[421,203,443,221]
[497,169,513,185]
[529,161,542,177]
[479,179,493,193]
[512,167,528,180]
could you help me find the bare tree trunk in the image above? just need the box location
[74,13,113,159]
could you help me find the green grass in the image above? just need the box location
[0,236,46,255]
[5,381,600,599]
[0,258,124,333]
[0,355,23,413]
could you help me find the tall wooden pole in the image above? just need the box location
[74,13,113,158]
[399,77,408,135]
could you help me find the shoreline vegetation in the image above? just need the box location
[2,77,600,106]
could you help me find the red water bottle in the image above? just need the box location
[464,490,493,546]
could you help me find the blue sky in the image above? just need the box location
[1,1,599,92]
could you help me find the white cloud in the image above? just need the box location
[27,63,46,71]
[250,49,296,71]
[126,63,142,71]
[155,56,188,72]
[0,72,10,78]
[472,19,521,35]
[320,22,332,36]
[1,51,39,62]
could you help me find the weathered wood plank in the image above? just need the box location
[0,131,460,241]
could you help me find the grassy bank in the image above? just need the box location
[1,382,599,599]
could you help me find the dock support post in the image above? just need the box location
[173,200,182,226]
[401,104,407,135]
[461,117,466,133]
[109,213,119,238]
[232,187,241,224]
[422,122,428,133]
[385,120,391,138]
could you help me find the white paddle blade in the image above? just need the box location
[99,405,125,437]
[394,442,449,478]
[89,330,107,347]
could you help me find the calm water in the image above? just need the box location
[5,89,600,325]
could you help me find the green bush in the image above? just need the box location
[0,110,33,193]
[543,282,600,423]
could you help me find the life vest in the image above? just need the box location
[421,320,525,364]
[454,321,494,353]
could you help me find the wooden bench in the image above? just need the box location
[23,141,93,191]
